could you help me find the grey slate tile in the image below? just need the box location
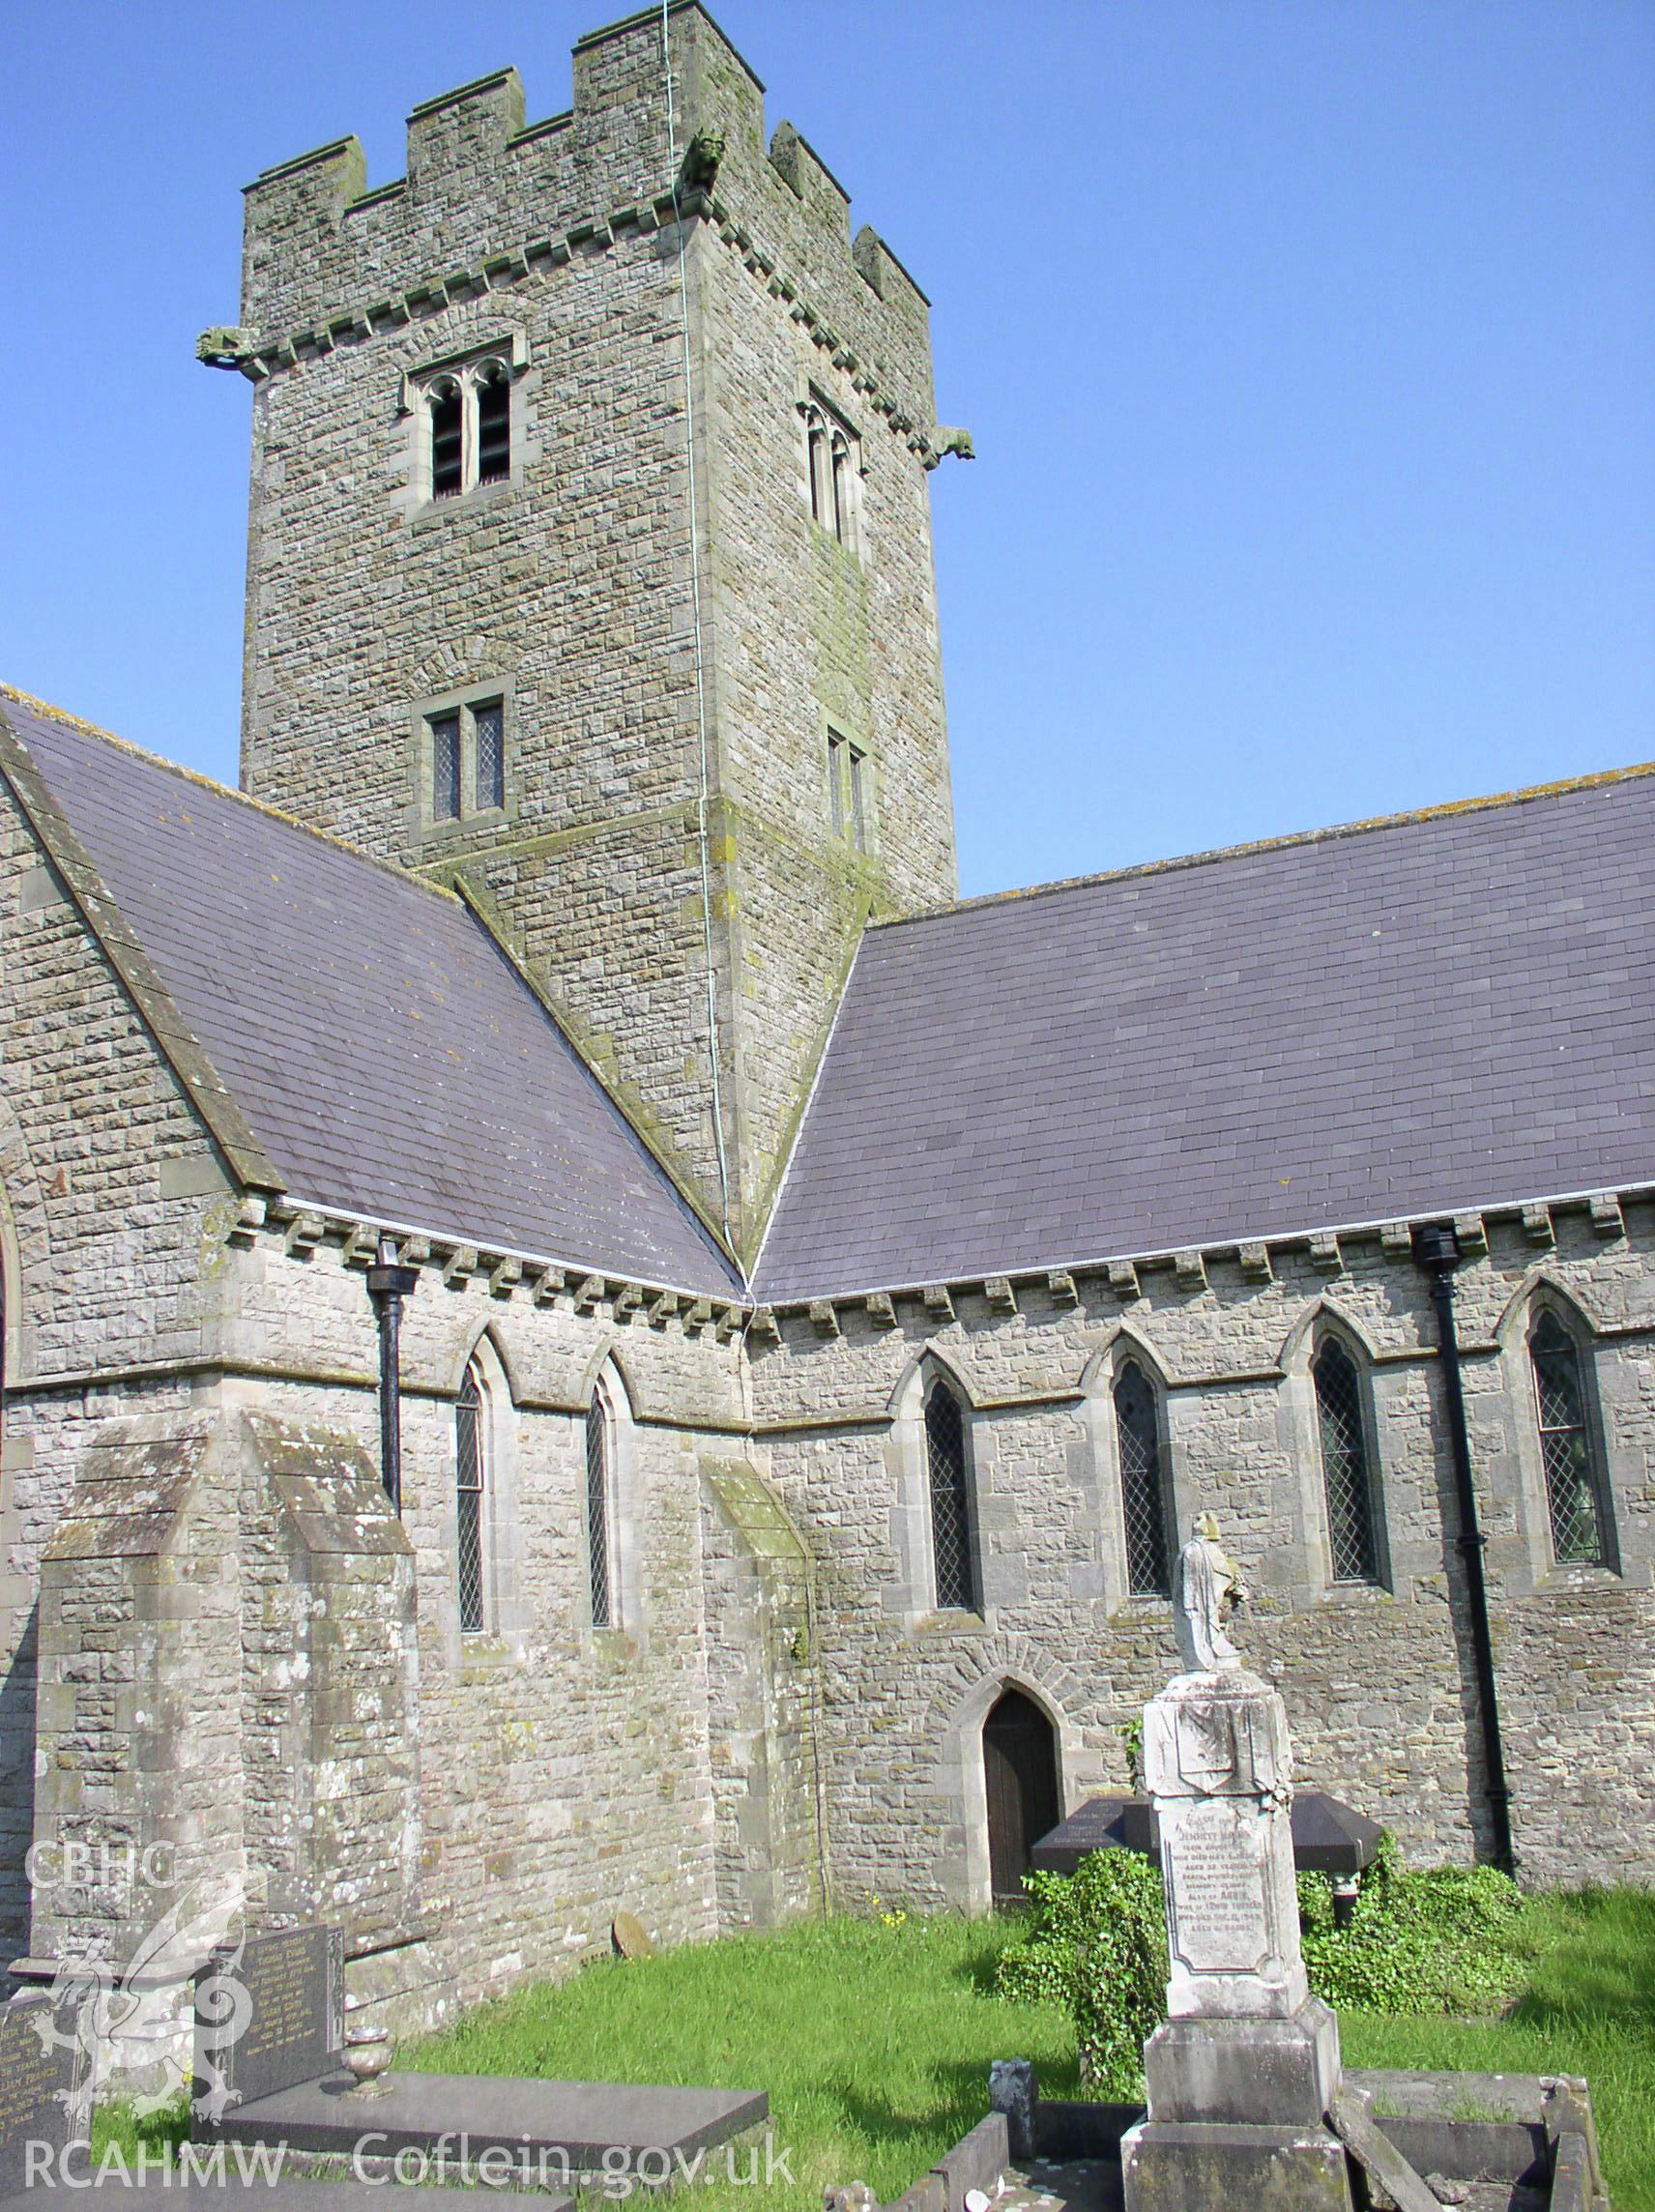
[5,699,739,1298]
[755,771,1655,1302]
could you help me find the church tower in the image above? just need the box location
[209,2,962,1260]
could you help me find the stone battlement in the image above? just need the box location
[237,1,934,423]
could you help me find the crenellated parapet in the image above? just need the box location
[230,1,937,432]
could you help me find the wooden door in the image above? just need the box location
[983,1688,1060,1908]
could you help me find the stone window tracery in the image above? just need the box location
[423,695,508,826]
[1528,1307,1611,1566]
[421,354,512,502]
[802,393,861,556]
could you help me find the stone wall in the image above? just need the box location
[0,768,241,1970]
[230,1,959,1254]
[748,1202,1655,1904]
[188,1219,754,2014]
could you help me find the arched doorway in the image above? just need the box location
[982,1688,1060,1909]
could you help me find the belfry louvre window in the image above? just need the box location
[455,1362,486,1634]
[1529,1310,1607,1565]
[476,365,510,485]
[586,1389,615,1629]
[803,394,860,554]
[1313,1339,1379,1585]
[1114,1360,1172,1597]
[430,380,464,498]
[925,1380,977,1612]
[425,698,507,824]
[422,355,511,500]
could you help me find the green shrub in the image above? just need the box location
[996,1830,1535,2100]
[1298,1832,1534,2016]
[995,1849,1167,2098]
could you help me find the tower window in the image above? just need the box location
[586,1386,616,1630]
[925,1378,978,1612]
[476,365,510,485]
[455,1361,486,1634]
[802,393,860,555]
[1313,1338,1380,1585]
[420,354,512,502]
[827,729,869,850]
[474,699,506,812]
[429,381,464,499]
[431,713,462,821]
[424,696,508,826]
[1114,1359,1173,1597]
[1529,1308,1609,1565]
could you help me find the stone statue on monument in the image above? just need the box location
[1173,1510,1248,1674]
[1124,1509,1353,2212]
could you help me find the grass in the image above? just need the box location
[404,1912,1080,2207]
[93,1886,1655,2210]
[1341,1885,1655,2211]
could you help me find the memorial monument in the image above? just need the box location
[1120,1514,1353,2211]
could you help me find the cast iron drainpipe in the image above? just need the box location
[1413,1221,1517,1877]
[365,1234,420,1514]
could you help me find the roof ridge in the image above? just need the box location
[0,683,461,904]
[879,755,1655,931]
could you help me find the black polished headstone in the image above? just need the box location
[193,1926,343,2119]
[1030,1790,1382,1877]
[0,1992,80,2197]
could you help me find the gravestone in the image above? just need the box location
[0,1992,80,2197]
[193,1924,344,2122]
[1120,1516,1353,2212]
[611,1910,655,1961]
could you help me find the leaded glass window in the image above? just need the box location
[1314,1339,1379,1585]
[587,1390,614,1629]
[455,1363,485,1633]
[431,713,461,821]
[925,1381,977,1612]
[1529,1310,1606,1565]
[1114,1359,1171,1597]
[474,699,506,812]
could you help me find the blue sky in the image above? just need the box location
[3,0,1650,898]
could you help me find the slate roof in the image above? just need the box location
[1,692,740,1297]
[754,768,1655,1303]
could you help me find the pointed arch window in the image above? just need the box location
[420,353,513,502]
[1313,1337,1379,1585]
[1114,1358,1172,1597]
[802,393,861,556]
[429,378,464,499]
[454,1360,487,1633]
[807,411,831,527]
[925,1378,978,1612]
[1529,1309,1608,1565]
[586,1383,617,1629]
[475,362,511,485]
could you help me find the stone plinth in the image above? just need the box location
[1122,1659,1351,2212]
